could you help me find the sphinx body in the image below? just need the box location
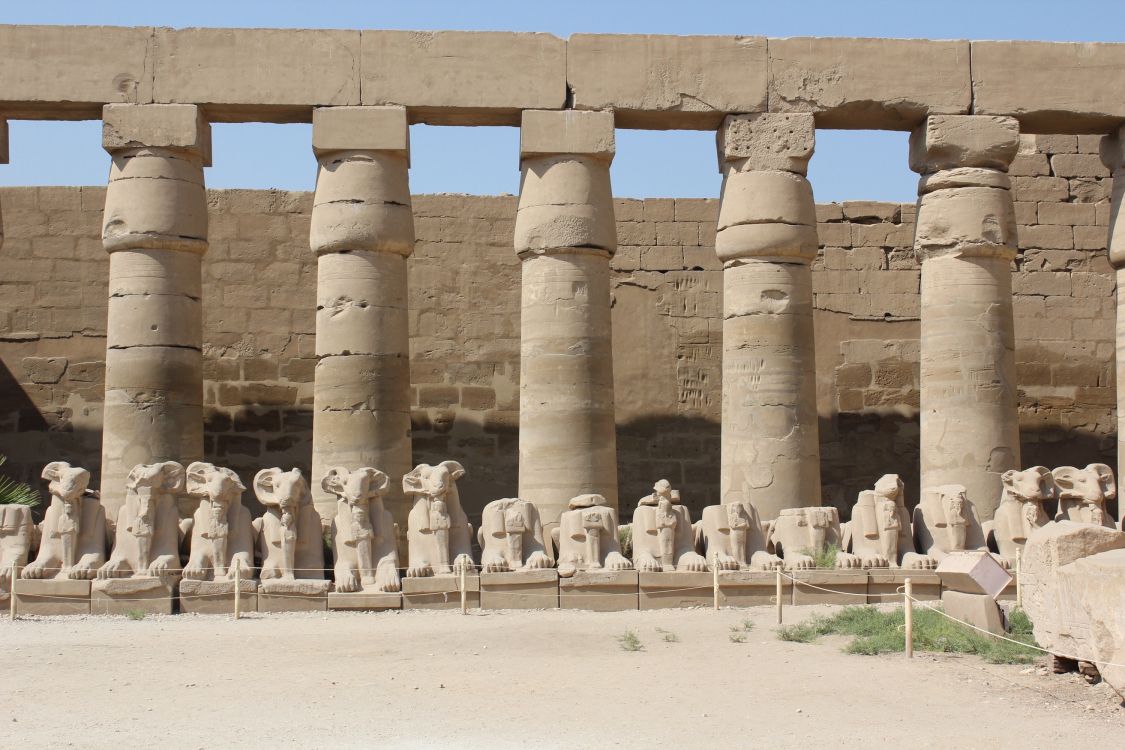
[912,484,1007,567]
[22,462,106,580]
[768,506,860,570]
[97,461,185,580]
[253,468,325,582]
[630,480,707,572]
[1052,464,1117,530]
[843,474,931,569]
[404,461,474,577]
[324,467,400,593]
[554,494,633,578]
[478,497,551,573]
[0,503,32,590]
[183,462,255,580]
[989,466,1053,565]
[698,498,781,571]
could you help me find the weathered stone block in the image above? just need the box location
[91,577,175,616]
[568,34,767,129]
[311,106,409,157]
[638,571,713,610]
[153,27,360,120]
[257,579,330,612]
[178,578,258,615]
[971,41,1125,133]
[102,103,210,161]
[326,590,402,611]
[935,551,1012,598]
[362,30,565,125]
[769,37,970,129]
[14,578,91,616]
[402,574,480,610]
[867,570,941,603]
[719,113,815,172]
[790,570,868,605]
[520,110,615,160]
[717,570,789,607]
[479,569,559,610]
[941,590,1005,635]
[559,570,639,611]
[909,115,1020,173]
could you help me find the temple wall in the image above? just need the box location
[0,133,1114,521]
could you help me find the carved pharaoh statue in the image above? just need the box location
[22,462,106,580]
[404,461,474,577]
[630,480,707,572]
[323,467,401,593]
[478,497,551,573]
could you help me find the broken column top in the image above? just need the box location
[520,109,615,162]
[908,114,1019,174]
[102,103,212,166]
[717,112,815,174]
[0,119,7,164]
[312,105,409,159]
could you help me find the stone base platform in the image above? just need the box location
[92,577,175,615]
[942,590,1005,634]
[868,570,941,604]
[327,589,402,611]
[479,569,558,610]
[790,570,869,605]
[559,570,638,611]
[179,578,258,615]
[258,579,330,612]
[402,574,480,610]
[14,578,91,615]
[717,570,790,607]
[639,571,713,610]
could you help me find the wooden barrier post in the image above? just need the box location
[460,564,467,615]
[9,560,16,622]
[1015,548,1022,609]
[233,561,242,621]
[904,577,913,659]
[776,567,783,625]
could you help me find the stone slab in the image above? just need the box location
[327,590,402,611]
[717,571,791,608]
[971,41,1125,133]
[257,579,330,613]
[520,110,615,160]
[479,569,559,610]
[935,551,1012,598]
[312,105,409,157]
[942,589,1005,635]
[14,578,91,616]
[568,34,767,129]
[178,578,259,615]
[638,571,713,610]
[361,30,565,126]
[867,570,941,603]
[402,574,480,610]
[559,570,639,611]
[0,25,154,119]
[91,577,175,616]
[153,27,361,121]
[789,570,869,606]
[768,37,971,129]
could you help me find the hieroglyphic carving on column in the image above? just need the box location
[100,104,210,523]
[715,113,821,521]
[309,106,414,528]
[515,109,618,532]
[911,115,1020,521]
[1100,125,1125,523]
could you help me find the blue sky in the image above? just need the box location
[1,1,1121,202]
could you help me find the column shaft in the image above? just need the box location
[100,104,210,522]
[309,107,414,527]
[1101,126,1125,522]
[0,119,7,249]
[716,114,821,522]
[516,110,618,528]
[911,115,1021,520]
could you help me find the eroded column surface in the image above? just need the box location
[1101,125,1125,523]
[516,110,618,529]
[0,119,7,249]
[100,104,210,521]
[911,115,1021,521]
[309,106,414,526]
[716,113,821,522]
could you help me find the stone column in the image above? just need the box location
[911,115,1021,521]
[309,106,414,527]
[100,104,210,521]
[1100,124,1125,523]
[715,113,822,522]
[515,110,618,530]
[0,119,7,249]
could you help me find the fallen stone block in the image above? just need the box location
[935,551,1012,598]
[942,590,1005,635]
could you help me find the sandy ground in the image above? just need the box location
[0,604,1122,749]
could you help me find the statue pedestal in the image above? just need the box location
[790,570,869,605]
[14,578,91,615]
[92,576,175,615]
[717,570,789,607]
[639,571,712,610]
[479,569,558,610]
[259,579,330,612]
[402,574,480,610]
[179,578,258,615]
[559,570,638,611]
[327,589,401,611]
[868,570,941,603]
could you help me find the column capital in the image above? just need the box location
[520,110,615,163]
[102,104,211,166]
[312,105,409,162]
[0,119,8,165]
[909,115,1018,174]
[718,113,814,174]
[1100,124,1125,173]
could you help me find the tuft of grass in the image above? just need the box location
[739,617,755,632]
[126,609,147,621]
[728,628,747,644]
[798,543,839,569]
[618,629,644,652]
[0,456,40,507]
[655,627,680,643]
[775,605,1041,665]
[617,525,633,559]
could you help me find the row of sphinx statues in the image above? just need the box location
[0,459,1117,598]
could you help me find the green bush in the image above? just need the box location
[617,629,644,652]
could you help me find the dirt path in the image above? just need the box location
[1,605,1121,749]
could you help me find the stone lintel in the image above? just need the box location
[909,115,1019,174]
[102,103,212,166]
[520,109,615,162]
[312,105,410,160]
[718,112,815,173]
[0,119,7,164]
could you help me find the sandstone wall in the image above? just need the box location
[0,134,1115,521]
